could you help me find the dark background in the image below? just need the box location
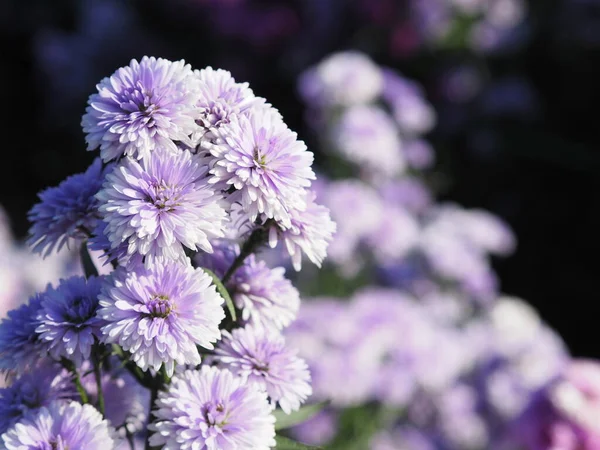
[1,0,598,356]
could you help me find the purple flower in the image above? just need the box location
[331,105,405,177]
[0,294,45,373]
[97,148,226,267]
[215,325,312,413]
[27,158,109,257]
[203,106,315,228]
[269,191,336,271]
[98,262,224,376]
[289,409,338,446]
[0,362,72,435]
[82,56,200,162]
[298,51,383,108]
[403,139,436,170]
[149,366,276,450]
[193,67,264,142]
[370,426,438,450]
[36,276,104,367]
[1,401,115,450]
[196,243,300,329]
[365,205,420,264]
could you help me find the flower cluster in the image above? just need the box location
[0,57,334,449]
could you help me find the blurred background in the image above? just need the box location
[1,0,598,357]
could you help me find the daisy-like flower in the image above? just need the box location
[82,56,200,162]
[36,276,104,367]
[196,242,300,329]
[1,401,115,450]
[98,262,224,376]
[193,67,264,143]
[203,106,315,227]
[215,325,312,414]
[269,191,336,271]
[96,148,227,267]
[0,362,72,435]
[27,158,109,257]
[149,366,276,450]
[0,294,45,374]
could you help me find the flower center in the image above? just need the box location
[146,181,181,212]
[202,401,228,427]
[64,296,97,324]
[147,295,173,318]
[253,146,267,168]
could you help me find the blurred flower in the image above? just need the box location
[149,366,276,450]
[98,262,224,376]
[82,56,200,162]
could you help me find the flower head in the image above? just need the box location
[204,107,315,227]
[1,401,114,450]
[97,148,227,267]
[35,276,104,366]
[0,294,45,374]
[149,366,276,450]
[98,262,224,376]
[215,325,312,414]
[193,67,264,142]
[82,56,200,161]
[269,191,336,271]
[27,158,109,257]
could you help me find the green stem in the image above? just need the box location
[221,226,269,284]
[92,346,105,416]
[79,242,99,278]
[112,345,154,389]
[61,359,89,404]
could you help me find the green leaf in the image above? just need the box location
[275,436,322,449]
[203,268,236,321]
[80,242,99,278]
[274,402,327,431]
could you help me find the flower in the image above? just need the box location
[196,242,300,329]
[0,294,45,374]
[0,362,72,435]
[193,67,264,142]
[82,56,200,162]
[1,401,115,450]
[215,325,312,414]
[149,366,276,450]
[27,158,109,257]
[98,262,224,376]
[298,51,383,107]
[331,105,405,177]
[203,106,315,227]
[96,148,227,267]
[269,191,336,271]
[36,276,104,366]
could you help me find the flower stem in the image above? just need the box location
[221,226,269,284]
[92,345,105,416]
[61,358,89,404]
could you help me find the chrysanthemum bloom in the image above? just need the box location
[192,67,264,143]
[298,51,383,108]
[0,294,45,373]
[203,106,315,227]
[215,326,312,414]
[149,366,276,450]
[513,359,600,450]
[97,148,227,267]
[1,401,115,450]
[98,262,224,376]
[27,158,109,257]
[82,56,200,162]
[196,243,300,329]
[35,276,104,367]
[0,362,72,435]
[269,191,336,271]
[331,105,405,177]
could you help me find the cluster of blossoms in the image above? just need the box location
[0,56,334,449]
[285,50,600,450]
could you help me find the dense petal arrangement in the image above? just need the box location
[82,56,200,161]
[27,158,109,256]
[269,191,336,271]
[204,106,315,227]
[149,366,276,450]
[98,262,224,376]
[97,148,227,266]
[0,401,115,450]
[36,276,104,366]
[215,325,312,414]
